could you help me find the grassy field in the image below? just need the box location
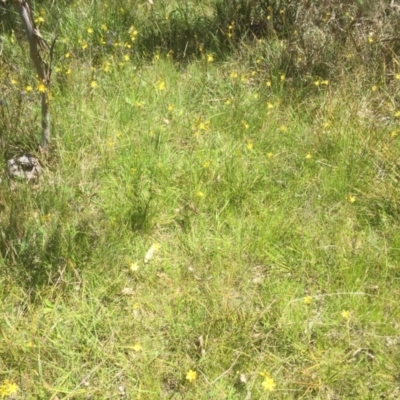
[1,1,400,398]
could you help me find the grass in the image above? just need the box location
[1,1,400,398]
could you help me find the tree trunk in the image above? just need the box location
[13,0,50,152]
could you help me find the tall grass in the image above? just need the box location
[1,0,400,398]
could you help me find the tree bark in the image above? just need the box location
[13,0,50,152]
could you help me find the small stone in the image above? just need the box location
[7,154,42,181]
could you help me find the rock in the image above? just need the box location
[7,154,42,181]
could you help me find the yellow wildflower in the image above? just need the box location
[259,372,276,392]
[305,153,312,159]
[133,342,142,352]
[186,370,197,383]
[87,27,93,34]
[130,262,139,272]
[262,377,276,392]
[348,194,356,203]
[37,82,46,93]
[230,71,238,79]
[207,54,214,62]
[266,80,271,87]
[246,140,253,150]
[341,310,351,320]
[90,81,97,88]
[26,85,33,92]
[303,296,312,304]
[155,79,166,91]
[0,380,18,397]
[279,125,288,132]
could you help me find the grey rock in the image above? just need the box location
[7,154,42,181]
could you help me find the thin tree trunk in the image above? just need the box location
[13,0,50,152]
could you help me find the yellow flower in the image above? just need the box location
[246,140,253,150]
[368,37,374,43]
[90,80,97,88]
[81,41,88,49]
[65,52,70,58]
[26,85,33,92]
[267,152,274,158]
[391,130,399,137]
[303,296,312,304]
[241,120,249,129]
[196,191,204,198]
[155,79,166,91]
[133,342,142,352]
[101,24,108,31]
[259,372,276,392]
[35,16,45,24]
[11,78,17,85]
[348,194,356,203]
[267,102,274,109]
[203,160,211,168]
[207,54,214,62]
[372,85,378,91]
[394,111,400,118]
[41,213,52,222]
[279,125,288,132]
[186,370,197,383]
[124,54,130,61]
[305,153,312,159]
[0,380,18,397]
[321,80,329,85]
[167,104,174,111]
[65,69,72,76]
[266,80,271,87]
[130,262,139,272]
[262,377,276,392]
[230,71,238,79]
[37,82,47,93]
[87,27,93,34]
[341,310,351,320]
[280,74,285,81]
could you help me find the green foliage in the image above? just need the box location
[1,0,400,398]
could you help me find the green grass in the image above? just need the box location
[1,1,400,399]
